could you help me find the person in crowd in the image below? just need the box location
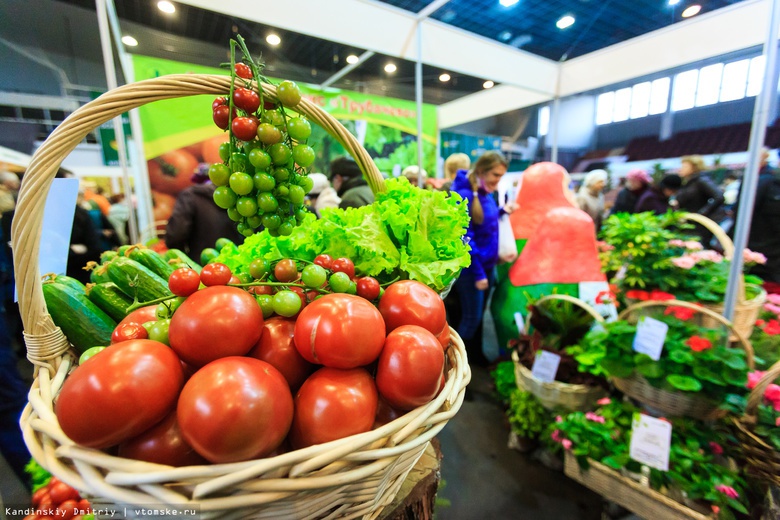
[67,190,104,285]
[610,169,653,216]
[0,170,20,214]
[722,172,741,211]
[451,150,516,366]
[306,173,341,217]
[676,155,725,219]
[107,193,130,245]
[402,165,427,187]
[634,174,683,215]
[82,181,111,216]
[442,153,470,191]
[330,157,374,209]
[165,179,244,262]
[576,169,608,230]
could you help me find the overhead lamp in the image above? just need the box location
[157,1,175,14]
[266,34,281,46]
[346,54,360,65]
[556,15,575,29]
[668,0,681,5]
[681,4,701,17]
[499,0,519,6]
[121,35,138,47]
[498,30,513,42]
[439,73,451,82]
[384,63,397,73]
[483,80,495,89]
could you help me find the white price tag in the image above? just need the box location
[514,311,525,335]
[632,316,668,361]
[531,350,561,383]
[579,281,618,323]
[630,413,672,471]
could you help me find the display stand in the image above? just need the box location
[378,440,442,520]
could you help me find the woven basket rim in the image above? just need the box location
[512,351,605,393]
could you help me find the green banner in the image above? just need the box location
[130,54,437,160]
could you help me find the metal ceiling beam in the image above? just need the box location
[416,0,450,20]
[319,50,375,88]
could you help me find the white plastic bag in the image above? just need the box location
[498,214,518,263]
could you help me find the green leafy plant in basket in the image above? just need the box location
[750,296,780,367]
[507,389,551,441]
[490,360,517,405]
[567,314,749,404]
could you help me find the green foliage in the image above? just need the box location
[363,123,402,156]
[25,458,51,492]
[216,177,471,291]
[373,139,436,178]
[526,295,601,352]
[507,389,550,440]
[723,393,780,451]
[490,361,517,404]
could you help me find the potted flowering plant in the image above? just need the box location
[750,294,780,366]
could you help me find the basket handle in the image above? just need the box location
[745,359,780,420]
[12,74,385,347]
[618,299,754,370]
[524,294,606,332]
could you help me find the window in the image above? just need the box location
[613,87,631,122]
[720,59,749,102]
[630,82,651,119]
[649,78,670,114]
[695,63,723,106]
[672,69,698,111]
[538,105,550,136]
[596,92,615,125]
[747,55,766,96]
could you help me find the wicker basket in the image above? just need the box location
[563,452,712,520]
[11,74,470,519]
[512,294,607,411]
[614,299,754,420]
[733,359,780,486]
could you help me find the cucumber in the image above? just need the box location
[87,262,111,284]
[87,282,134,322]
[106,256,171,302]
[100,250,118,264]
[117,245,133,256]
[42,274,86,294]
[42,281,116,354]
[127,247,176,280]
[164,249,202,273]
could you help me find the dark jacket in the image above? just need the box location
[67,206,103,285]
[676,173,725,219]
[338,176,374,209]
[735,168,780,283]
[635,187,670,215]
[610,187,645,215]
[165,183,244,261]
[452,170,500,281]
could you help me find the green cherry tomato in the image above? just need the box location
[257,123,282,145]
[78,346,107,365]
[277,80,302,108]
[257,192,279,213]
[229,152,249,172]
[272,290,302,317]
[243,139,261,155]
[229,172,254,195]
[247,214,264,229]
[253,172,276,192]
[141,320,156,334]
[329,271,352,293]
[292,145,315,168]
[248,148,272,170]
[301,264,327,288]
[288,185,305,205]
[269,143,292,165]
[218,142,231,162]
[215,238,235,250]
[297,175,314,194]
[287,117,312,141]
[256,294,275,318]
[240,226,254,237]
[249,258,271,279]
[200,248,220,265]
[262,213,282,230]
[148,319,171,345]
[208,163,230,186]
[236,222,247,235]
[346,281,357,295]
[294,206,308,222]
[227,207,242,222]
[273,167,291,183]
[155,296,186,319]
[275,185,290,198]
[213,186,238,209]
[236,196,259,217]
[278,221,294,236]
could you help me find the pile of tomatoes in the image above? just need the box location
[54,259,451,466]
[27,477,92,520]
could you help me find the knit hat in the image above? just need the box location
[626,169,652,185]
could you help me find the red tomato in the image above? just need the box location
[116,305,158,330]
[273,259,299,283]
[111,322,148,344]
[313,254,333,270]
[231,116,259,142]
[249,285,275,296]
[147,149,198,196]
[290,367,378,449]
[212,96,227,110]
[56,499,79,520]
[376,325,445,411]
[169,286,264,367]
[235,63,253,79]
[177,357,293,463]
[31,488,49,507]
[200,263,232,286]
[331,257,355,279]
[373,397,405,428]
[118,410,207,467]
[168,268,200,297]
[294,294,385,368]
[379,280,446,335]
[76,499,91,514]
[247,317,314,390]
[55,340,184,449]
[228,275,241,285]
[232,87,260,113]
[355,277,380,300]
[213,105,231,130]
[436,322,451,350]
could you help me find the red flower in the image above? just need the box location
[765,319,780,336]
[756,319,766,327]
[595,290,616,304]
[664,306,695,321]
[649,290,676,301]
[686,336,712,352]
[709,441,724,455]
[626,290,650,301]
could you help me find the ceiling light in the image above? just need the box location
[439,73,451,82]
[498,30,513,42]
[157,1,175,14]
[121,35,138,47]
[483,80,495,89]
[556,15,575,29]
[384,63,397,73]
[346,54,359,65]
[681,4,701,17]
[266,34,281,46]
[668,0,680,5]
[499,0,519,6]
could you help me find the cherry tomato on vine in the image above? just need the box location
[169,267,200,297]
[249,258,270,279]
[232,87,260,113]
[234,63,253,79]
[313,254,333,270]
[212,96,227,110]
[112,322,149,344]
[356,277,381,300]
[231,116,259,142]
[257,123,282,145]
[200,263,232,286]
[286,117,311,141]
[274,259,299,283]
[277,80,302,108]
[213,105,233,130]
[328,272,351,293]
[331,257,355,279]
[301,264,327,288]
[272,290,302,317]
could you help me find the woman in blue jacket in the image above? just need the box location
[451,150,515,365]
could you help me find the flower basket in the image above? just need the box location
[733,359,780,486]
[512,294,608,411]
[614,299,754,420]
[563,452,712,520]
[12,75,470,519]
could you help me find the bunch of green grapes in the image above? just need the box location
[209,37,316,237]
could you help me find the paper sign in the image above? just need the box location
[531,350,561,383]
[632,316,668,361]
[630,413,672,471]
[514,311,525,335]
[579,281,618,323]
